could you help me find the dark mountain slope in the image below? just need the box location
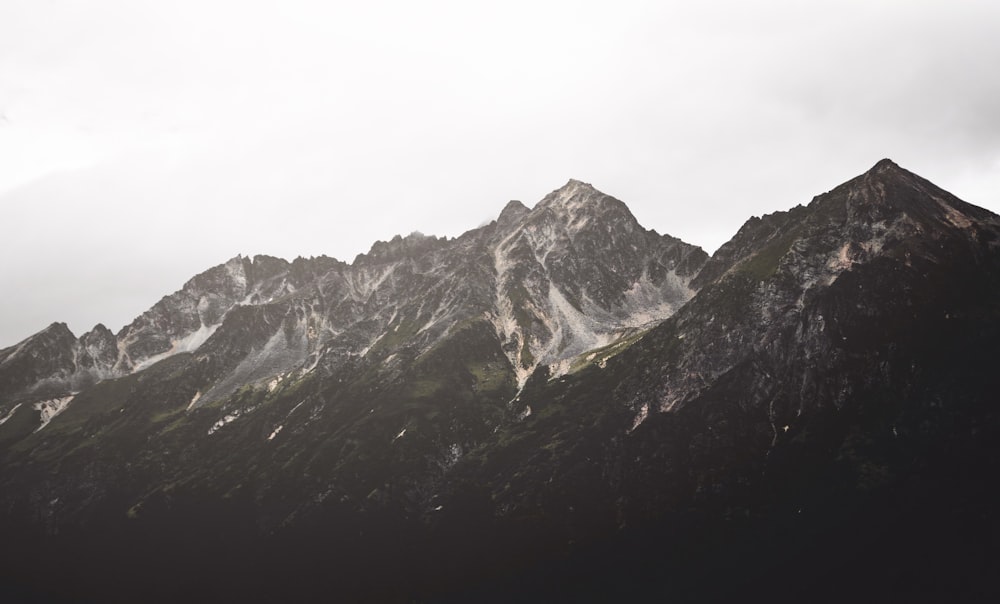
[1,161,998,602]
[439,159,1000,601]
[0,178,708,602]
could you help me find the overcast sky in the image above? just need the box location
[2,0,999,346]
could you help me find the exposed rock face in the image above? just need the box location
[490,179,706,383]
[0,321,121,402]
[1,161,998,603]
[456,159,1000,600]
[0,322,78,399]
[77,323,117,376]
[113,254,293,373]
[1,179,706,430]
[625,158,1000,420]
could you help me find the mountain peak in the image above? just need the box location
[870,158,900,173]
[842,158,980,221]
[43,322,74,338]
[356,231,443,264]
[3,162,999,602]
[554,178,597,196]
[500,199,528,214]
[537,179,609,213]
[87,323,112,336]
[811,158,926,214]
[850,158,910,190]
[858,158,923,189]
[12,321,77,350]
[497,199,530,228]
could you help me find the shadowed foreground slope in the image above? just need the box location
[1,161,999,602]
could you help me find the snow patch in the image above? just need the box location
[288,400,306,416]
[208,405,258,435]
[393,427,407,441]
[0,402,23,426]
[33,395,76,432]
[267,373,287,393]
[627,402,649,433]
[208,412,240,435]
[548,358,572,379]
[134,322,220,371]
[186,391,202,411]
[268,425,283,441]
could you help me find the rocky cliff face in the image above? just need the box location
[1,162,998,603]
[0,322,118,402]
[0,179,706,435]
[490,179,704,383]
[626,158,1000,420]
[448,159,1000,601]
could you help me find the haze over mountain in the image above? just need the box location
[4,1,1000,349]
[1,160,998,602]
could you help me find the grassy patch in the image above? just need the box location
[407,377,444,398]
[468,360,511,393]
[369,318,422,356]
[267,371,317,402]
[151,406,186,424]
[158,415,189,435]
[736,224,803,280]
[567,328,651,374]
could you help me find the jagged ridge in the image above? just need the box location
[0,178,707,431]
[2,160,999,602]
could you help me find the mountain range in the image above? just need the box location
[1,160,998,602]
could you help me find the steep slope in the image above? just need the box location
[0,177,707,602]
[1,161,997,602]
[445,159,1000,600]
[490,179,705,383]
[0,180,705,438]
[0,322,118,397]
[0,179,705,537]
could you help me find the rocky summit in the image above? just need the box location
[1,161,998,603]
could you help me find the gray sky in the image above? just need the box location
[2,0,999,347]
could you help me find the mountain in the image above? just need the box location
[0,180,704,434]
[1,162,999,603]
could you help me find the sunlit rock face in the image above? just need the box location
[1,162,999,603]
[1,178,706,425]
[489,179,707,384]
